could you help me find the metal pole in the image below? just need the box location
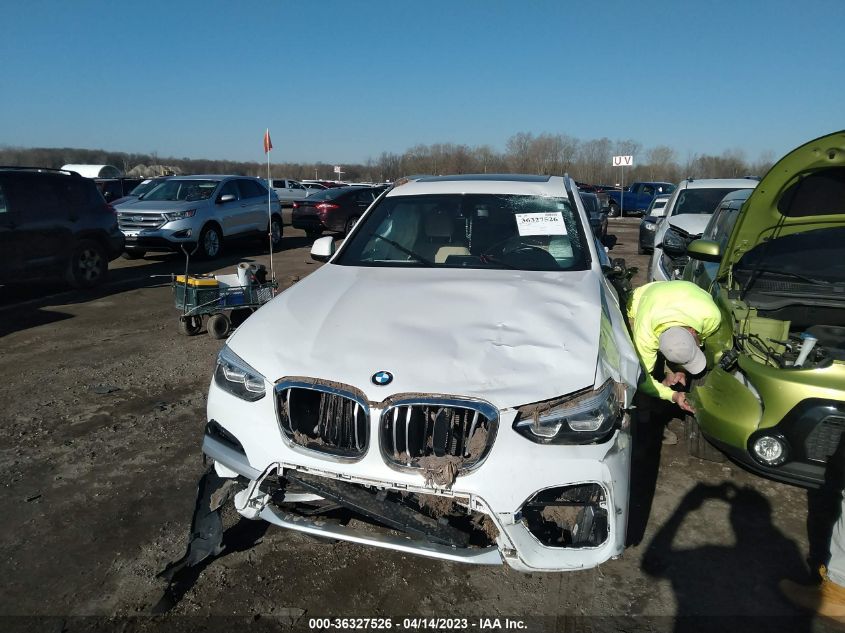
[620,166,625,218]
[267,139,275,288]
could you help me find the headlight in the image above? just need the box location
[513,380,621,445]
[661,227,687,255]
[644,222,657,232]
[164,208,197,221]
[214,345,266,401]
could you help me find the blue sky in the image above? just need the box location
[1,0,843,165]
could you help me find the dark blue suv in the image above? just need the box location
[0,167,124,288]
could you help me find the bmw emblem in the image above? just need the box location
[371,371,393,386]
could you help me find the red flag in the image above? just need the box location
[263,129,273,153]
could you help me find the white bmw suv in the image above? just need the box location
[203,174,640,572]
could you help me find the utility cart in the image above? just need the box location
[171,247,277,339]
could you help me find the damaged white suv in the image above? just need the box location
[203,174,640,572]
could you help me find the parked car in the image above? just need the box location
[301,182,328,194]
[606,181,675,217]
[580,190,607,242]
[637,193,671,254]
[95,177,143,204]
[291,185,382,237]
[680,131,845,488]
[271,179,311,205]
[111,176,171,207]
[116,175,282,259]
[202,173,640,571]
[0,167,124,288]
[648,178,758,282]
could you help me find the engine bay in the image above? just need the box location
[730,301,845,369]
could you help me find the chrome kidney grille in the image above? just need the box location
[380,397,498,471]
[276,379,369,459]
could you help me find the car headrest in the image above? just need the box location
[424,211,452,238]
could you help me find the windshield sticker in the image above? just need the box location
[515,212,568,236]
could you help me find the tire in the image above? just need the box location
[684,414,726,462]
[344,216,360,235]
[269,215,283,252]
[66,239,108,289]
[608,202,620,218]
[305,228,323,239]
[637,241,645,255]
[207,313,230,339]
[178,315,203,336]
[198,224,222,259]
[123,248,147,260]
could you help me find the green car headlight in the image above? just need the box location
[513,380,621,445]
[214,345,266,402]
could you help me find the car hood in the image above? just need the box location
[667,214,711,236]
[228,264,604,410]
[722,130,845,270]
[122,199,202,212]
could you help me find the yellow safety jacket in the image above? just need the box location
[627,281,722,402]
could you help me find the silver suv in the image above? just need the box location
[117,175,282,259]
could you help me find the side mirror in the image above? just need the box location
[310,236,335,262]
[218,194,236,204]
[687,239,722,262]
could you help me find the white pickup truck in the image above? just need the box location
[270,179,311,205]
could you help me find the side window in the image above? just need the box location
[272,179,284,189]
[641,184,654,197]
[219,181,239,200]
[356,191,376,204]
[292,182,305,191]
[11,176,66,220]
[238,179,265,199]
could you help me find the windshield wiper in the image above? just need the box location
[369,234,434,266]
[739,267,837,296]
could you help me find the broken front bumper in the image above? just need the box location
[203,382,632,572]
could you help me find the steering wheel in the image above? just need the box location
[485,235,559,268]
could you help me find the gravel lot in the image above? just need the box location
[0,218,836,631]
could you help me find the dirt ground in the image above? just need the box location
[0,217,837,631]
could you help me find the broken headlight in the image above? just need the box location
[214,345,266,402]
[513,380,621,445]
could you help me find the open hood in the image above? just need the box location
[721,130,845,272]
[667,214,711,237]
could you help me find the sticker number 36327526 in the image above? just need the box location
[514,212,567,236]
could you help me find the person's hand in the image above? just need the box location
[662,371,687,387]
[673,392,696,414]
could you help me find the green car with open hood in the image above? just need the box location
[684,131,845,487]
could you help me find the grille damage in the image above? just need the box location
[276,379,369,459]
[272,471,498,548]
[381,397,497,486]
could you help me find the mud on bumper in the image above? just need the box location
[202,423,625,572]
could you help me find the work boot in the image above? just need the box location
[780,570,845,623]
[662,427,678,445]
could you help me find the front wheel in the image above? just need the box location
[684,415,726,462]
[198,225,222,259]
[178,315,203,336]
[66,239,108,288]
[608,202,620,218]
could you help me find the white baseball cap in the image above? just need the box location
[659,327,706,375]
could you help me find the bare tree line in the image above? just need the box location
[0,134,776,185]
